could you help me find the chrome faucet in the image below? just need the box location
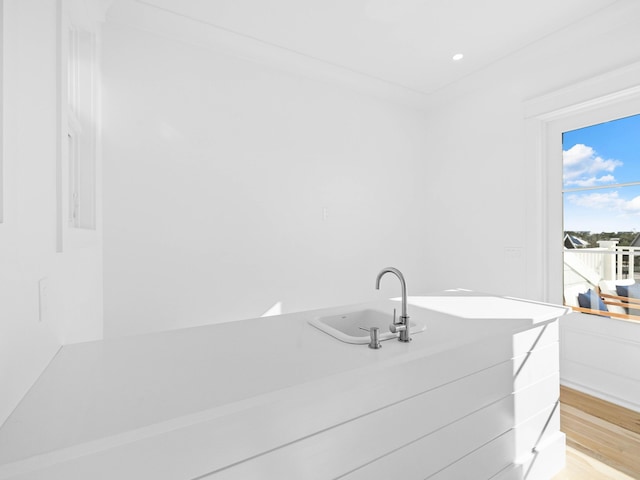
[375,267,410,342]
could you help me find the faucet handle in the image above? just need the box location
[389,308,405,333]
[389,323,407,334]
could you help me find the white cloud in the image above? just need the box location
[567,191,640,214]
[566,191,621,209]
[622,196,640,214]
[563,144,622,187]
[564,174,616,188]
[563,144,593,166]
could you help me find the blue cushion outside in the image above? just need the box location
[615,283,640,315]
[577,289,609,316]
[615,283,640,298]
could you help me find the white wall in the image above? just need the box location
[101,1,640,407]
[0,0,103,427]
[418,0,640,409]
[101,17,435,338]
[418,1,640,300]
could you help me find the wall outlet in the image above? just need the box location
[505,247,523,259]
[38,277,49,323]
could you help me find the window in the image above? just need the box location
[524,65,640,306]
[562,114,640,318]
[66,25,96,230]
[56,4,99,251]
[563,114,640,235]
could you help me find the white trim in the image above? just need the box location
[560,378,640,413]
[524,61,640,120]
[57,1,102,251]
[0,0,3,225]
[563,181,640,193]
[524,63,640,303]
[55,0,64,250]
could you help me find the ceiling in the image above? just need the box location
[136,0,619,95]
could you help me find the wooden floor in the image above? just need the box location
[552,386,640,480]
[553,446,637,479]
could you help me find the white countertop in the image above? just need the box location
[0,290,569,474]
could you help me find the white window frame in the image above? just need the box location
[0,0,4,225]
[56,1,101,251]
[524,62,640,304]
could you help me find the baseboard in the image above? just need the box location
[560,377,640,413]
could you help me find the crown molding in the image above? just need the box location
[105,0,433,111]
[524,60,640,119]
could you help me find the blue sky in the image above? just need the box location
[563,113,640,233]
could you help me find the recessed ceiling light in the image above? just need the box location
[452,53,464,61]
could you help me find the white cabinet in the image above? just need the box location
[207,322,564,480]
[0,294,567,480]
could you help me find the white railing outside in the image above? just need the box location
[565,248,609,280]
[615,245,640,279]
[564,241,640,282]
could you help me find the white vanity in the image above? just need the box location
[0,289,569,480]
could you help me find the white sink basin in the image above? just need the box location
[309,308,426,344]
